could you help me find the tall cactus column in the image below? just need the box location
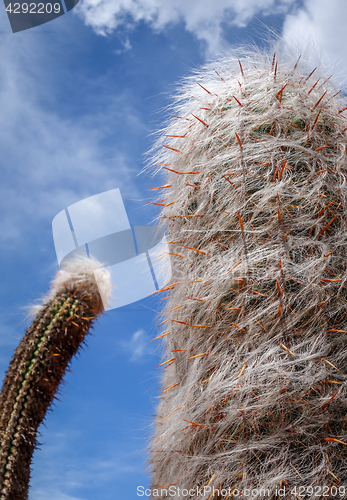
[0,258,111,500]
[149,52,347,494]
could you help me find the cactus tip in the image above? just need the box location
[30,256,112,317]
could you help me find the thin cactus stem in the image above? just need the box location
[0,258,110,500]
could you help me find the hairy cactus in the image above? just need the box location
[0,258,111,500]
[149,50,347,496]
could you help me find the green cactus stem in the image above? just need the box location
[0,258,111,500]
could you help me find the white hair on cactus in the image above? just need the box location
[30,256,112,317]
[147,47,347,494]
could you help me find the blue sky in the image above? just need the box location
[1,0,347,498]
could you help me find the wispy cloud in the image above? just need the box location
[75,0,347,87]
[0,23,145,251]
[76,0,297,50]
[29,429,146,499]
[119,328,150,361]
[282,0,347,85]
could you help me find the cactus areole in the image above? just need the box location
[149,51,347,494]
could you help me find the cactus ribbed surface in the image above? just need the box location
[149,51,347,495]
[0,258,110,500]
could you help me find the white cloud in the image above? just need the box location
[282,0,347,85]
[76,0,295,50]
[0,22,144,251]
[75,0,347,86]
[29,429,143,499]
[119,328,149,361]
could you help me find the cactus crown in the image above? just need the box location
[148,50,347,491]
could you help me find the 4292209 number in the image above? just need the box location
[5,3,61,14]
[290,485,346,497]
